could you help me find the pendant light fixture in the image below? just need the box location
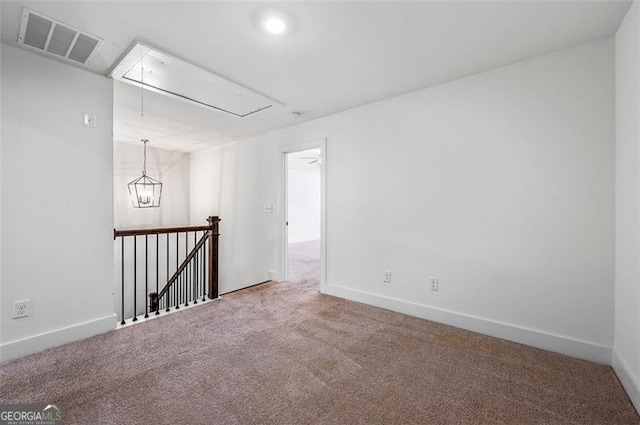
[128,139,162,208]
[127,51,162,208]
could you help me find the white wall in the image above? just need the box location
[0,44,115,363]
[114,142,190,229]
[288,162,321,244]
[229,39,615,364]
[190,143,265,294]
[189,144,233,226]
[613,1,640,412]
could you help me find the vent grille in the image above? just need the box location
[47,24,75,56]
[18,8,104,65]
[68,34,99,63]
[23,13,51,49]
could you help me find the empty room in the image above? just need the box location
[1,1,640,424]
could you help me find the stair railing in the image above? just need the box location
[114,216,220,325]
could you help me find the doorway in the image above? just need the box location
[282,140,326,290]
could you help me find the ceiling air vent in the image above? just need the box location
[18,8,104,65]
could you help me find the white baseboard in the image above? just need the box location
[0,313,117,364]
[117,298,220,329]
[323,284,612,365]
[613,349,640,414]
[267,270,280,281]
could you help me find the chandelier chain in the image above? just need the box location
[142,139,148,175]
[140,51,147,176]
[140,50,144,117]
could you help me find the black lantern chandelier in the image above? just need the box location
[128,139,162,208]
[127,50,162,208]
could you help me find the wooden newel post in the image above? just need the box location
[207,216,220,299]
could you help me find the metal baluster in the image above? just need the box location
[202,240,206,302]
[133,236,138,322]
[182,234,186,306]
[191,233,194,305]
[166,233,170,312]
[188,257,190,305]
[193,231,198,304]
[185,232,188,305]
[156,234,160,315]
[195,234,202,304]
[144,235,149,318]
[193,231,197,304]
[184,232,189,306]
[197,241,201,302]
[181,234,185,307]
[121,237,125,325]
[175,232,179,309]
[188,233,191,304]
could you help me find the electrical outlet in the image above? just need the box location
[428,277,439,291]
[13,300,31,319]
[383,270,392,283]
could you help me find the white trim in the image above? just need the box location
[280,138,327,292]
[281,139,326,155]
[613,348,640,414]
[0,313,117,364]
[324,284,612,365]
[282,151,289,282]
[117,297,220,329]
[320,138,327,294]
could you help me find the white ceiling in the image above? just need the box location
[0,1,631,152]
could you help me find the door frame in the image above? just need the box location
[281,138,327,292]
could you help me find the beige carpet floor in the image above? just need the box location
[288,240,321,285]
[0,265,637,423]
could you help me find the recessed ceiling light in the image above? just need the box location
[262,16,286,34]
[255,8,295,36]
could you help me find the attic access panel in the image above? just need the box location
[109,43,276,118]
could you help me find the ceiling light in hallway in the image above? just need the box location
[255,7,295,36]
[128,139,162,208]
[263,16,286,34]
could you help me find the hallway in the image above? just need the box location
[287,240,320,285]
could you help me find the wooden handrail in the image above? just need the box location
[114,225,211,239]
[115,216,221,324]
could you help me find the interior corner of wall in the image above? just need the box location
[612,348,640,414]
